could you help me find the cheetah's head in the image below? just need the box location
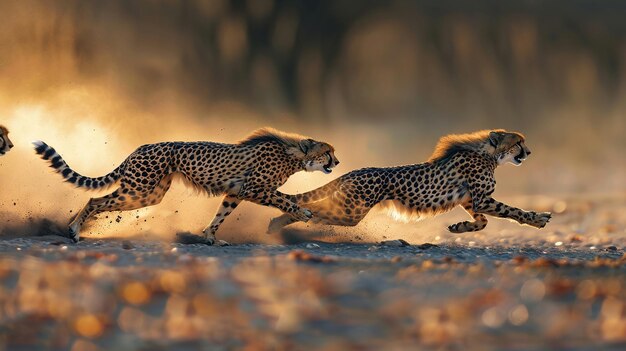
[298,139,340,174]
[0,125,14,156]
[488,131,531,166]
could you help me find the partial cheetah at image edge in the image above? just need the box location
[33,127,339,244]
[0,125,14,156]
[268,130,551,234]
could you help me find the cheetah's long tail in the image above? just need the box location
[33,141,125,190]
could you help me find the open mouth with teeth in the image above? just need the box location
[323,160,334,173]
[513,151,526,164]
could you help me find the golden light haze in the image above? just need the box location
[1,0,624,242]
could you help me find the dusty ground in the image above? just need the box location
[1,195,626,350]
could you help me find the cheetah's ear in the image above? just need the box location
[488,132,503,147]
[299,139,316,155]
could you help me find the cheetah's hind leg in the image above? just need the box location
[268,194,373,233]
[68,188,135,243]
[68,176,173,243]
[202,195,241,246]
[267,213,297,234]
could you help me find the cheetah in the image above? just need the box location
[33,127,339,244]
[268,130,551,234]
[0,125,14,155]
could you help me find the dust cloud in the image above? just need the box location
[0,90,353,243]
[0,85,401,243]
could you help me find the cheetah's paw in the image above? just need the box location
[528,211,552,228]
[67,227,80,243]
[267,214,292,234]
[293,208,313,222]
[448,221,470,234]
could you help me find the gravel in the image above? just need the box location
[1,195,626,350]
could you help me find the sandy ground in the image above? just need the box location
[1,195,626,350]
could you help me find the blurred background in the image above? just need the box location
[0,0,624,242]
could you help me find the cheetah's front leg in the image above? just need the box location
[474,197,551,228]
[241,188,313,222]
[448,202,489,233]
[202,195,241,246]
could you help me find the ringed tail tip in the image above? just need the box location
[33,140,47,153]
